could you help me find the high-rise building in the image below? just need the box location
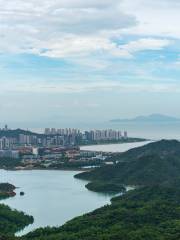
[45,128,51,135]
[124,131,128,139]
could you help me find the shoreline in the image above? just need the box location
[0,140,151,171]
[0,167,87,172]
[79,138,148,147]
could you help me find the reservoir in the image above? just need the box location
[0,170,114,236]
[0,141,152,235]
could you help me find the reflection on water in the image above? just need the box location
[0,170,114,236]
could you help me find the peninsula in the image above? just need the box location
[0,182,34,236]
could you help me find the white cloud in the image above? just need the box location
[27,36,170,59]
[121,0,180,39]
[39,36,115,58]
[124,38,171,52]
[0,0,172,60]
[115,38,171,58]
[1,79,179,94]
[0,0,136,57]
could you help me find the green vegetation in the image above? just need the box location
[0,129,42,138]
[0,183,16,200]
[75,140,180,189]
[0,183,34,238]
[48,159,102,169]
[18,140,180,240]
[0,158,22,169]
[86,181,126,193]
[2,139,180,240]
[0,204,33,236]
[23,186,180,240]
[106,139,180,162]
[0,183,15,192]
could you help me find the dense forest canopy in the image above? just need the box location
[1,140,180,240]
[23,186,180,240]
[0,204,33,236]
[75,140,180,191]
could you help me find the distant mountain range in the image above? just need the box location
[110,114,180,123]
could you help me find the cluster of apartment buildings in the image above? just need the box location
[0,126,82,151]
[0,126,128,159]
[45,128,80,136]
[0,134,43,149]
[44,128,128,142]
[84,129,128,141]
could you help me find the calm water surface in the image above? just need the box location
[0,170,114,236]
[31,122,180,140]
[80,140,152,152]
[0,139,173,235]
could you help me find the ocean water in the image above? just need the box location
[31,122,180,140]
[80,141,152,153]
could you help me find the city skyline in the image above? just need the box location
[0,125,128,149]
[1,0,180,126]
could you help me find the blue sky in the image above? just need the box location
[0,0,180,128]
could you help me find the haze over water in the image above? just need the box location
[30,122,180,140]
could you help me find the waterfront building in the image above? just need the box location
[0,150,19,159]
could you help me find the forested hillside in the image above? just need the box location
[23,186,180,240]
[75,140,180,191]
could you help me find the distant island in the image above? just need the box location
[110,114,180,123]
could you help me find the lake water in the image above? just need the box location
[80,140,152,153]
[0,170,114,236]
[0,138,175,236]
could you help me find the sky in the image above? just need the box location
[0,0,180,128]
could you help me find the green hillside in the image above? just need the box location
[0,204,33,236]
[107,139,180,162]
[75,140,180,191]
[2,140,180,240]
[0,129,42,138]
[20,140,180,240]
[0,183,34,237]
[23,186,180,240]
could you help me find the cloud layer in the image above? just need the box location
[0,0,180,124]
[0,0,135,57]
[0,0,173,59]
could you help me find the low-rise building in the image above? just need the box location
[0,150,19,159]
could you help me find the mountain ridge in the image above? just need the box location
[110,114,180,123]
[75,140,180,190]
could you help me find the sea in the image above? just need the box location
[31,122,180,140]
